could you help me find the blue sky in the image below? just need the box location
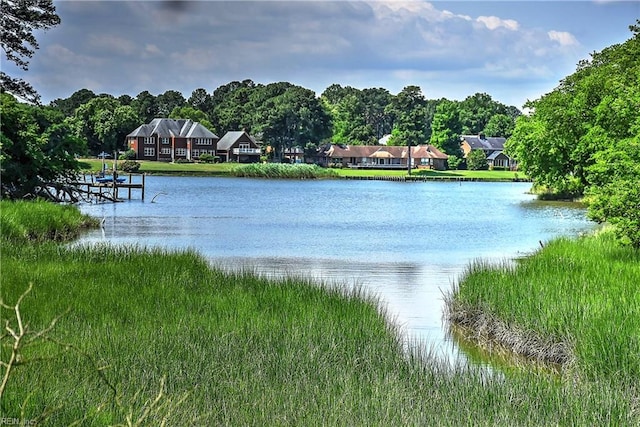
[6,1,639,109]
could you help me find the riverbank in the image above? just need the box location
[1,201,636,425]
[447,230,640,396]
[79,158,526,181]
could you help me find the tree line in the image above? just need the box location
[42,81,519,159]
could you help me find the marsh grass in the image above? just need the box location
[2,202,639,425]
[0,200,99,242]
[231,163,339,179]
[449,231,640,387]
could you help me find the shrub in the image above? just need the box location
[198,153,215,163]
[467,150,488,171]
[119,160,140,173]
[119,149,136,160]
[447,155,463,170]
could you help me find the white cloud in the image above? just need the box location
[144,44,161,57]
[368,0,470,23]
[45,44,104,67]
[548,30,579,46]
[476,16,519,31]
[88,34,137,56]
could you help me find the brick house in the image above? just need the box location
[127,118,218,162]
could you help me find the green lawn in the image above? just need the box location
[79,158,524,181]
[336,167,524,180]
[79,158,236,175]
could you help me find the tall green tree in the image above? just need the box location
[321,85,372,145]
[459,93,503,135]
[483,113,515,138]
[255,85,331,161]
[50,89,97,116]
[361,88,394,140]
[429,99,462,157]
[385,86,428,147]
[507,21,640,246]
[1,0,60,103]
[131,91,159,123]
[1,93,85,199]
[70,97,139,155]
[210,80,257,134]
[187,88,213,113]
[169,106,215,132]
[156,90,186,117]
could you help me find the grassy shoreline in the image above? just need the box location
[79,158,526,181]
[447,230,640,386]
[1,200,638,425]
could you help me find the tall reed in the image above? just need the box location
[450,231,640,386]
[0,199,99,242]
[231,163,339,179]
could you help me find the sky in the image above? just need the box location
[5,0,639,109]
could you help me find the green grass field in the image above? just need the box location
[1,201,637,425]
[78,158,523,180]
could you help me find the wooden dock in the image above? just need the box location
[73,173,146,201]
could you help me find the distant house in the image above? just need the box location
[318,144,448,170]
[283,146,305,163]
[127,118,218,162]
[216,130,262,163]
[460,134,516,169]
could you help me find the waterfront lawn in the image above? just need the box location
[79,158,236,175]
[452,230,640,386]
[78,158,522,180]
[334,168,521,180]
[1,202,638,425]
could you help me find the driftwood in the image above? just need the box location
[26,179,121,204]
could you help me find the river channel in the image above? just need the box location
[76,176,593,362]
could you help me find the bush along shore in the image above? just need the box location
[1,200,639,425]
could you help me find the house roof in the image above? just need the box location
[323,144,447,160]
[126,118,218,139]
[217,130,260,150]
[461,135,506,151]
[486,151,508,160]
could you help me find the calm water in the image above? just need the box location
[76,176,593,361]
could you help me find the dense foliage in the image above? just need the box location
[506,22,640,247]
[0,0,60,103]
[42,83,517,158]
[0,93,85,199]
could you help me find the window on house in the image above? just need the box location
[161,148,171,155]
[144,147,155,157]
[192,149,200,158]
[144,137,154,145]
[161,137,170,145]
[176,148,187,156]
